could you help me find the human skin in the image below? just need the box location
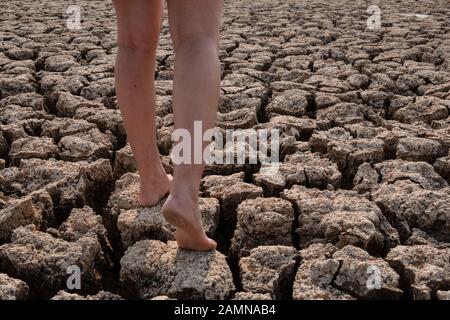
[112,0,223,251]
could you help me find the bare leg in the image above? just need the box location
[162,0,223,251]
[112,0,171,206]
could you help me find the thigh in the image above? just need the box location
[112,0,164,50]
[167,0,223,46]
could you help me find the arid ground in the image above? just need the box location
[0,0,449,300]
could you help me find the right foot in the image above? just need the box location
[162,194,217,251]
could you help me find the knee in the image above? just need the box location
[117,29,160,53]
[171,31,219,53]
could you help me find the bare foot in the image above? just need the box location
[138,169,172,207]
[162,194,217,251]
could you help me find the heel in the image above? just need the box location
[162,207,187,228]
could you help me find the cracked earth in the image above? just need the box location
[0,0,450,300]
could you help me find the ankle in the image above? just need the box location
[140,173,167,183]
[171,183,199,199]
[139,165,168,182]
[164,193,199,220]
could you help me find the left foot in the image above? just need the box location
[138,169,172,207]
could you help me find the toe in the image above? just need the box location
[208,238,217,248]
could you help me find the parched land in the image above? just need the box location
[0,0,449,300]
